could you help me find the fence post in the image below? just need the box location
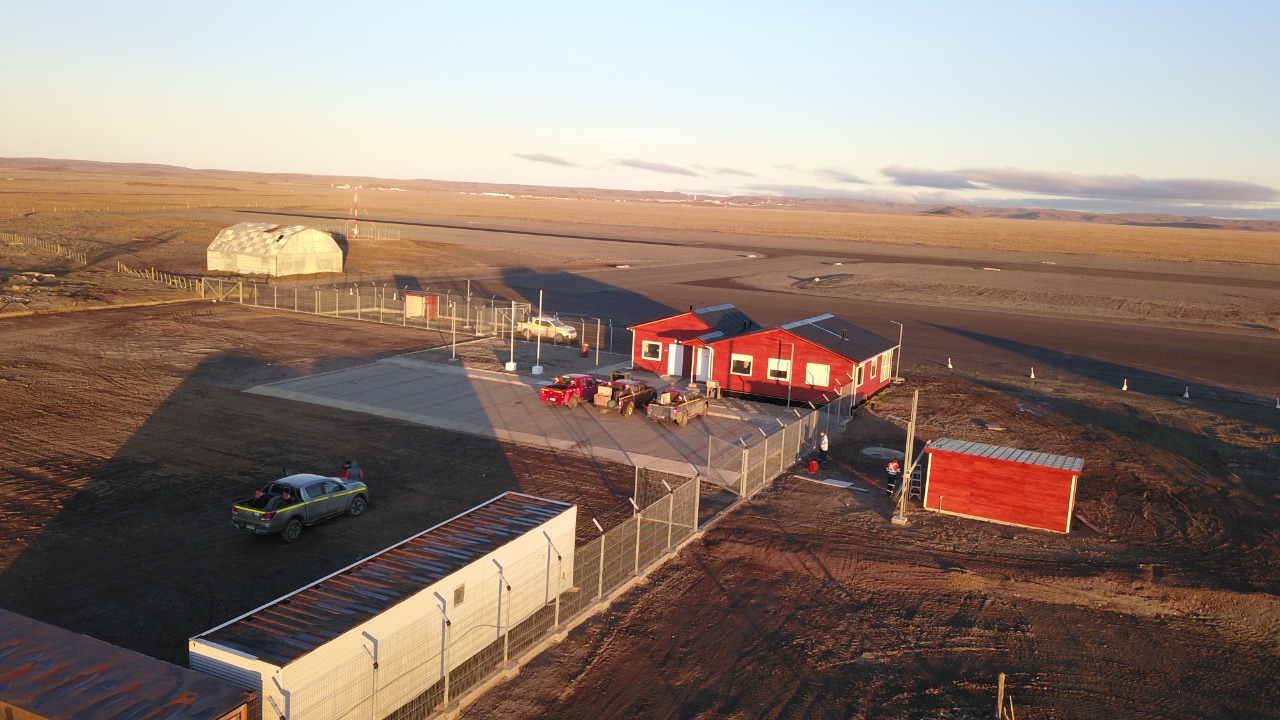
[741,447,749,496]
[666,491,674,550]
[633,512,642,576]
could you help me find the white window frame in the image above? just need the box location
[730,353,754,377]
[855,363,865,386]
[641,341,662,361]
[805,363,830,387]
[869,359,877,379]
[880,352,893,380]
[767,358,791,381]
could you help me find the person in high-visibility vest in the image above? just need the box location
[886,459,902,495]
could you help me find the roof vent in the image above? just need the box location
[742,320,750,330]
[841,329,848,341]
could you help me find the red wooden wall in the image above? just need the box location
[922,449,1078,533]
[629,316,704,375]
[708,330,890,404]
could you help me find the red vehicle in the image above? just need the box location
[538,373,599,408]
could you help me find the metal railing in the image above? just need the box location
[275,468,698,720]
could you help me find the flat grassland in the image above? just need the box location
[1,161,1278,719]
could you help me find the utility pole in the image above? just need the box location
[892,389,919,525]
[890,320,904,381]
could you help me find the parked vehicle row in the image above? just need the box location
[538,373,708,426]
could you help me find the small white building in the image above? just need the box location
[206,222,343,277]
[190,492,576,720]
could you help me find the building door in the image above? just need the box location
[667,343,684,376]
[694,347,712,381]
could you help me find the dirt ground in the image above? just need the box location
[460,365,1280,719]
[2,167,1279,718]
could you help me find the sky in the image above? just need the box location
[4,1,1279,218]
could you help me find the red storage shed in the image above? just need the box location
[922,438,1084,533]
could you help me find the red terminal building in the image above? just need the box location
[922,438,1085,533]
[629,307,898,406]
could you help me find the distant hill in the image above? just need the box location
[3,156,1276,232]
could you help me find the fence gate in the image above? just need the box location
[705,435,745,494]
[200,278,243,302]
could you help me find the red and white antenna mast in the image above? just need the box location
[350,191,360,237]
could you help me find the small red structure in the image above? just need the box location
[922,438,1084,533]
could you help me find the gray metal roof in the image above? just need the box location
[195,492,573,667]
[0,609,251,720]
[927,438,1085,472]
[778,314,897,361]
[207,222,335,257]
[692,304,761,342]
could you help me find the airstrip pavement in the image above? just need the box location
[247,354,798,476]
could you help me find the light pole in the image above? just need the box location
[889,320,904,381]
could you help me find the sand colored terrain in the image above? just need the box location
[1,160,1278,718]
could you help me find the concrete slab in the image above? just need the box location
[247,356,794,476]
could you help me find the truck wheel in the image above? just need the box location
[567,396,579,409]
[623,402,634,417]
[282,518,304,543]
[523,330,531,340]
[676,413,688,427]
[347,496,367,517]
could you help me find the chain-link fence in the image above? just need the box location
[707,407,829,497]
[273,467,698,720]
[200,277,533,337]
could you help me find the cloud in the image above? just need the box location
[812,167,869,184]
[712,166,755,177]
[741,183,879,199]
[883,165,1278,203]
[613,158,700,177]
[513,153,575,167]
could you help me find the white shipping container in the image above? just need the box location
[191,492,576,720]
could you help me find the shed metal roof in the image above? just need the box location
[777,314,896,361]
[194,492,573,667]
[927,438,1085,472]
[0,609,251,720]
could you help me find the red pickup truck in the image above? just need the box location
[539,373,599,408]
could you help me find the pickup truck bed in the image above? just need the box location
[231,473,369,542]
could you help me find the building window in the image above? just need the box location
[855,363,865,386]
[869,359,877,379]
[881,352,893,380]
[454,584,465,606]
[641,341,662,361]
[730,353,753,376]
[767,358,791,381]
[805,363,830,386]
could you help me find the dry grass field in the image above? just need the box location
[5,159,1279,266]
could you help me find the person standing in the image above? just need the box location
[818,431,830,466]
[886,458,902,495]
[341,459,364,482]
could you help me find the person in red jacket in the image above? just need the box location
[886,459,902,495]
[341,459,364,482]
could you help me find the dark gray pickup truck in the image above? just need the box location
[230,472,369,542]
